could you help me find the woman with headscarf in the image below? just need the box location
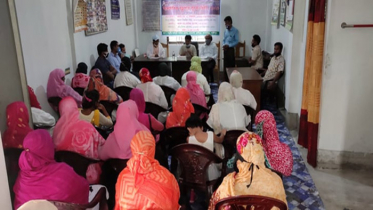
[87,68,123,104]
[181,56,211,98]
[255,110,293,176]
[230,70,257,110]
[13,130,89,209]
[136,68,168,109]
[130,88,164,133]
[115,131,180,210]
[153,62,181,91]
[47,68,82,105]
[53,97,106,184]
[2,102,33,149]
[71,62,90,89]
[166,88,195,129]
[99,100,149,160]
[208,131,287,210]
[185,71,207,108]
[207,82,249,134]
[114,57,141,89]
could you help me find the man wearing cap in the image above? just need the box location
[146,35,166,58]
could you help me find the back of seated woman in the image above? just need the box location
[80,89,113,128]
[71,62,90,89]
[14,130,89,209]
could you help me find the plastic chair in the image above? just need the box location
[160,85,176,107]
[222,130,246,160]
[50,187,108,210]
[114,86,133,101]
[144,102,167,119]
[215,195,287,210]
[171,144,226,200]
[54,151,99,179]
[243,105,255,131]
[73,87,85,96]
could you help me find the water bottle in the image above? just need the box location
[172,51,175,60]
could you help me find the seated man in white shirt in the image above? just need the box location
[179,35,197,59]
[153,62,181,91]
[114,57,141,89]
[199,34,218,83]
[248,35,263,70]
[146,35,166,58]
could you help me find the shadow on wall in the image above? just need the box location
[90,54,96,68]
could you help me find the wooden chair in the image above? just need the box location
[222,130,246,160]
[144,102,167,119]
[100,101,118,117]
[114,86,133,101]
[54,151,99,179]
[191,42,199,56]
[171,144,226,200]
[4,148,23,205]
[50,187,109,210]
[235,41,246,58]
[101,159,129,210]
[160,85,176,107]
[214,41,221,83]
[161,37,170,57]
[48,97,62,114]
[73,87,85,96]
[243,105,256,131]
[214,195,287,210]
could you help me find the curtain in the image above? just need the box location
[298,0,326,167]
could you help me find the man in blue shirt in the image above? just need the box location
[107,40,122,73]
[223,16,239,81]
[95,43,117,88]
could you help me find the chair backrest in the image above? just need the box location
[54,151,99,179]
[162,127,189,150]
[100,101,118,117]
[191,42,199,56]
[206,93,216,107]
[171,144,223,188]
[114,86,133,101]
[262,51,272,69]
[51,187,108,210]
[216,41,221,70]
[223,130,246,160]
[48,97,62,113]
[235,41,246,58]
[4,148,23,204]
[144,102,167,119]
[243,105,255,131]
[73,87,85,96]
[215,195,287,210]
[160,37,170,57]
[160,85,176,107]
[192,103,210,120]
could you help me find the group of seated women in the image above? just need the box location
[2,54,294,209]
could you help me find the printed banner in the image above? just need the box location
[85,0,108,36]
[142,0,161,31]
[161,0,220,35]
[74,0,88,33]
[111,0,120,19]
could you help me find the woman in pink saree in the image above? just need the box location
[52,97,105,184]
[185,71,207,108]
[99,100,149,160]
[13,130,89,209]
[47,69,82,105]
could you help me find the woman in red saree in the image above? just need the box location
[13,130,89,209]
[115,131,180,210]
[52,97,105,184]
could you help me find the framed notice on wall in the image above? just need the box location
[271,0,280,28]
[285,0,295,32]
[85,0,108,36]
[280,0,287,27]
[125,0,133,25]
[111,0,120,19]
[142,0,161,31]
[74,0,88,33]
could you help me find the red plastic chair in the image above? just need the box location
[215,195,287,210]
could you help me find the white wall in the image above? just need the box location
[134,0,270,60]
[318,0,373,154]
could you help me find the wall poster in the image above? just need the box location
[142,0,161,31]
[280,0,287,27]
[285,0,295,31]
[125,0,133,25]
[74,0,88,33]
[271,0,280,27]
[111,0,120,20]
[85,0,108,36]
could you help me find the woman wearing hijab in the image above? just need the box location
[208,131,287,210]
[71,62,90,89]
[53,97,106,184]
[2,102,33,149]
[255,110,293,176]
[207,82,249,134]
[115,131,180,210]
[166,88,195,129]
[130,88,164,133]
[13,130,89,209]
[136,68,168,109]
[114,57,141,89]
[87,68,123,104]
[230,70,257,110]
[99,100,149,160]
[47,68,82,105]
[153,63,181,91]
[185,71,207,108]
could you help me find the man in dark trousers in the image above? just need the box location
[223,16,239,81]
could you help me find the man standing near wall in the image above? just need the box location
[223,16,239,81]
